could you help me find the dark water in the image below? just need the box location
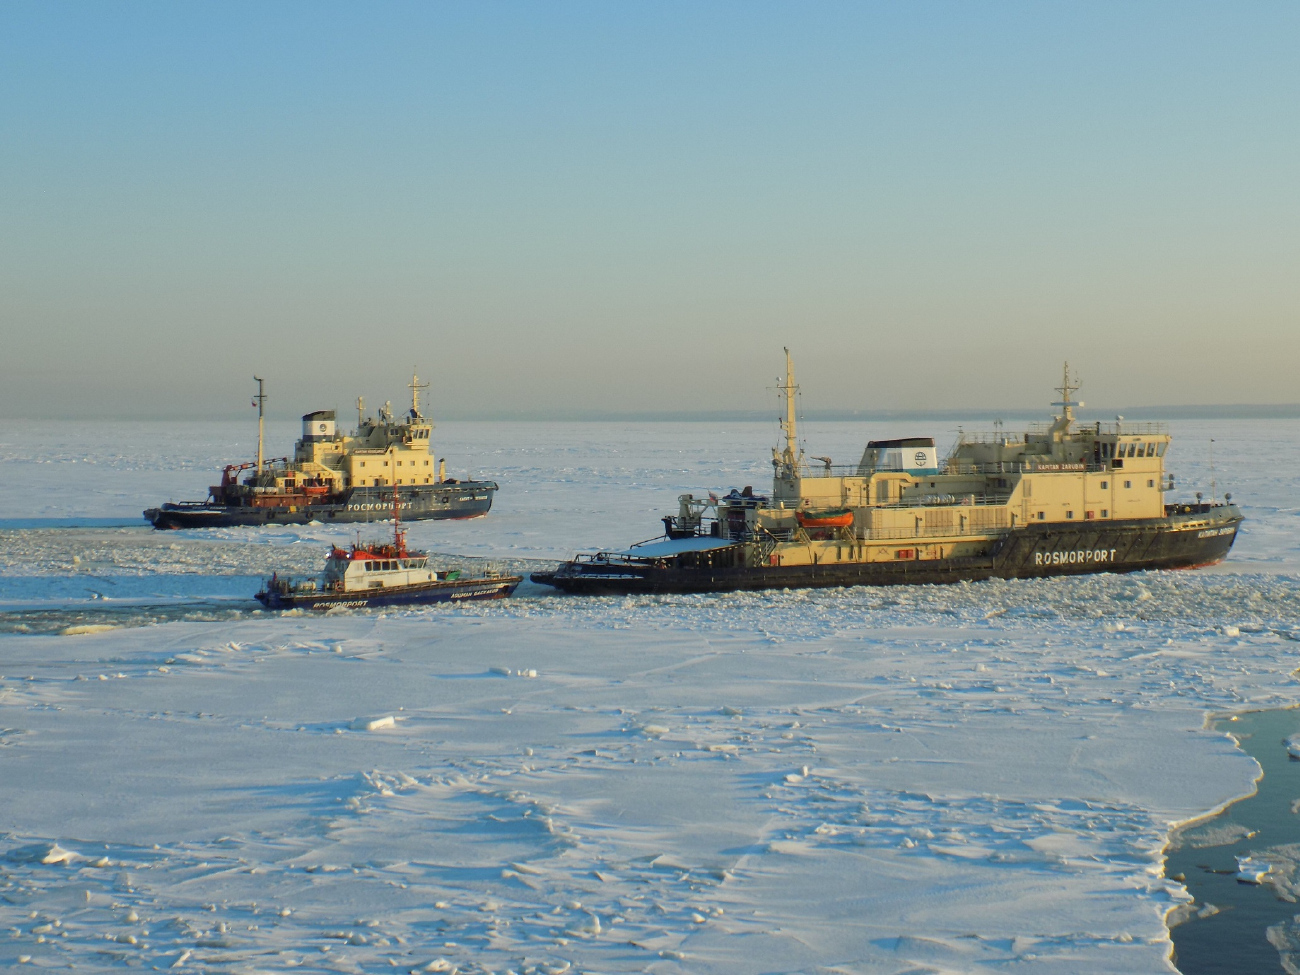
[0,524,559,635]
[0,600,264,635]
[1169,708,1300,974]
[0,517,143,529]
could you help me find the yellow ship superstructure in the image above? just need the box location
[535,351,1240,593]
[146,373,497,528]
[740,355,1167,567]
[249,373,447,497]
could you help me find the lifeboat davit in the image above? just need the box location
[796,507,854,529]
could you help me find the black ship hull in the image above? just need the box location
[532,505,1243,595]
[145,481,497,530]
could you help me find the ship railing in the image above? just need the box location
[736,520,1013,544]
[880,492,1013,508]
[855,522,1009,542]
[741,521,1012,543]
[952,432,1026,446]
[1021,421,1169,436]
[1100,421,1169,435]
[570,537,677,566]
[803,458,1125,478]
[942,461,1111,476]
[953,426,1163,445]
[1165,501,1233,516]
[798,463,867,478]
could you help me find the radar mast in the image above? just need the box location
[1048,361,1085,456]
[774,348,803,475]
[408,369,429,418]
[252,376,267,474]
[1052,362,1082,428]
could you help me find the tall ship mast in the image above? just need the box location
[144,373,498,530]
[533,352,1243,594]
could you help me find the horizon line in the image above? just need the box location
[3,404,1299,423]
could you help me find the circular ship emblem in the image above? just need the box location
[914,450,928,466]
[319,423,328,433]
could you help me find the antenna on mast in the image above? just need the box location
[252,376,267,474]
[408,369,429,417]
[774,347,803,475]
[1051,362,1083,425]
[356,396,365,430]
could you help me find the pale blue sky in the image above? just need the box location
[2,2,1297,418]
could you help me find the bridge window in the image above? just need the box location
[1157,443,1168,456]
[366,561,375,570]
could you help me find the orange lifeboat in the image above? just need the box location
[795,507,854,529]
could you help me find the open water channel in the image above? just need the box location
[1170,708,1300,975]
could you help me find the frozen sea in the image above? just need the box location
[1,418,1299,974]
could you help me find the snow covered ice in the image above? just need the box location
[1,418,1299,973]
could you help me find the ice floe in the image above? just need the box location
[1,418,1298,971]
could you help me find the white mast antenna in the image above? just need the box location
[408,369,429,417]
[777,348,803,474]
[1051,361,1083,427]
[252,376,267,474]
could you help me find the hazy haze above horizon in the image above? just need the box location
[2,2,1297,420]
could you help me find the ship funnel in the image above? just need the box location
[302,410,337,441]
